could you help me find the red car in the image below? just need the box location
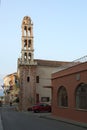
[32,103,51,113]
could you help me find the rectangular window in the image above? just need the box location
[41,97,50,102]
[27,76,30,82]
[36,76,39,83]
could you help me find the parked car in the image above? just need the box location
[32,103,51,113]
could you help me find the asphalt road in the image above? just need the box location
[0,106,87,130]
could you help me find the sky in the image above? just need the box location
[0,0,87,88]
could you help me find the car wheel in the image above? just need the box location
[34,110,39,113]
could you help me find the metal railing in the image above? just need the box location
[58,55,87,72]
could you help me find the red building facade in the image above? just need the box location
[52,62,87,123]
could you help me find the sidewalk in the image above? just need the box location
[24,111,87,129]
[0,115,3,130]
[39,114,87,129]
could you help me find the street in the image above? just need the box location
[0,105,87,130]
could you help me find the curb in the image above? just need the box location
[39,115,87,129]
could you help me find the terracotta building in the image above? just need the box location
[52,56,87,123]
[17,16,69,111]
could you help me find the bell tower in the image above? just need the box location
[21,16,34,64]
[18,16,37,111]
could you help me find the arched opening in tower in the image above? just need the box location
[28,40,31,50]
[24,53,27,60]
[24,26,27,36]
[28,53,31,60]
[24,40,27,50]
[28,27,31,37]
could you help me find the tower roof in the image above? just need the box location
[22,16,33,25]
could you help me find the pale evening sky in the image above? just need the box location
[0,0,87,87]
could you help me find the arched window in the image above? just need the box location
[24,40,27,50]
[28,40,31,50]
[24,26,27,36]
[58,86,68,107]
[76,83,87,109]
[24,53,27,60]
[28,53,31,60]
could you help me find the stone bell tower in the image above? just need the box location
[18,16,37,111]
[21,16,34,64]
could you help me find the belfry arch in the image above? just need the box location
[21,16,34,63]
